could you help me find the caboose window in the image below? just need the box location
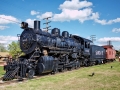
[109,51,111,55]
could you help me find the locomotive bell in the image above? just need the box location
[34,20,42,34]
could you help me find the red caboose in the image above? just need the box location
[102,45,116,62]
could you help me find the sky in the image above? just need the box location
[0,0,120,50]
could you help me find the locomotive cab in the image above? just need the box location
[72,35,92,57]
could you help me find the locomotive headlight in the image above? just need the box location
[21,22,28,29]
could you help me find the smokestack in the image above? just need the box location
[107,40,111,45]
[34,20,41,33]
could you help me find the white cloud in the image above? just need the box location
[94,19,106,25]
[0,35,18,47]
[112,28,120,33]
[52,0,97,23]
[0,14,19,30]
[36,0,97,23]
[114,45,120,50]
[0,36,18,43]
[0,14,19,24]
[53,8,94,22]
[52,8,99,23]
[73,34,79,36]
[0,26,9,30]
[90,12,99,20]
[95,18,120,25]
[31,0,120,25]
[98,37,120,42]
[31,10,40,15]
[59,0,92,10]
[25,19,35,28]
[37,12,53,20]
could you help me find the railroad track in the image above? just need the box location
[0,76,42,87]
[0,78,20,86]
[0,67,80,87]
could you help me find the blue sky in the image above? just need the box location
[0,0,120,49]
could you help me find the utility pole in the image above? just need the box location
[43,17,51,32]
[90,35,96,44]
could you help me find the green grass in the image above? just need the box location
[0,66,5,77]
[1,61,120,90]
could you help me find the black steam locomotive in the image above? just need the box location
[3,20,106,81]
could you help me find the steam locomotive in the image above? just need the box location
[3,20,115,81]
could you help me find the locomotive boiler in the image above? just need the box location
[3,20,86,80]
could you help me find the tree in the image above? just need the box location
[116,50,120,57]
[8,41,23,58]
[0,43,7,52]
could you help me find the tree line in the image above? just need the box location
[0,44,7,52]
[0,41,23,58]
